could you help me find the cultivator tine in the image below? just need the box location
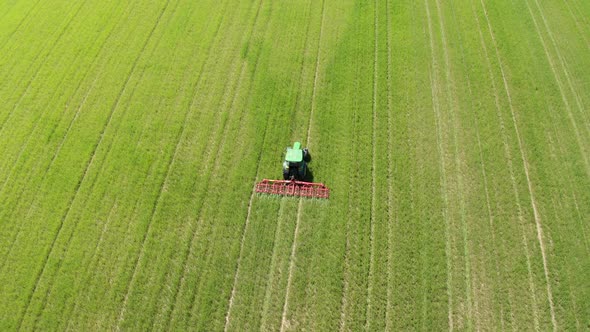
[254,179,330,199]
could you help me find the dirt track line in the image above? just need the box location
[424,1,453,330]
[222,21,275,331]
[470,4,520,326]
[523,0,590,178]
[190,3,271,329]
[531,0,587,119]
[59,198,117,328]
[258,1,315,329]
[0,0,124,194]
[384,0,394,328]
[259,201,289,330]
[434,0,474,328]
[220,5,290,331]
[0,0,86,140]
[179,4,274,328]
[563,0,590,50]
[125,0,262,326]
[219,0,272,327]
[490,2,557,329]
[365,0,378,329]
[0,78,99,273]
[450,1,504,326]
[280,2,326,331]
[453,6,511,330]
[478,1,545,329]
[50,1,175,326]
[0,0,42,54]
[144,3,232,330]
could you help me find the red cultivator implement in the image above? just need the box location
[255,179,330,199]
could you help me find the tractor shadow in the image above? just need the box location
[304,166,314,183]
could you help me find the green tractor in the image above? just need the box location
[282,142,311,181]
[255,141,329,198]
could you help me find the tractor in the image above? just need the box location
[255,142,329,199]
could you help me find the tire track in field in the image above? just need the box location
[0,1,135,272]
[525,0,590,174]
[0,0,124,205]
[154,12,245,330]
[477,1,541,329]
[217,0,270,327]
[135,0,268,328]
[61,195,120,329]
[530,0,588,120]
[433,0,473,328]
[0,0,86,135]
[258,2,316,327]
[544,122,584,328]
[365,0,378,329]
[0,76,98,274]
[563,0,590,50]
[280,1,325,330]
[424,1,453,329]
[384,0,393,327]
[0,0,42,53]
[57,198,119,328]
[153,0,260,326]
[543,107,587,328]
[185,3,274,326]
[481,2,557,329]
[137,1,232,329]
[112,0,261,327]
[451,1,506,326]
[230,0,315,329]
[31,3,185,327]
[14,1,174,329]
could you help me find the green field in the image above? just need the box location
[1,0,589,330]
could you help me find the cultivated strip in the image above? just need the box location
[384,0,394,327]
[239,0,316,329]
[0,0,42,55]
[147,1,234,329]
[424,0,453,329]
[280,1,326,330]
[216,1,277,329]
[522,0,590,178]
[365,0,378,328]
[482,1,557,329]
[433,0,474,328]
[452,1,507,326]
[184,0,274,325]
[530,0,587,120]
[0,1,87,135]
[478,1,543,328]
[562,0,590,50]
[0,0,124,204]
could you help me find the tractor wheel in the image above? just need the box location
[303,148,311,162]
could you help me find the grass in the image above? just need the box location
[0,0,589,330]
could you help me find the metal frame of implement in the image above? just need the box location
[255,179,330,199]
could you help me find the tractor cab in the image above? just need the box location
[283,142,310,180]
